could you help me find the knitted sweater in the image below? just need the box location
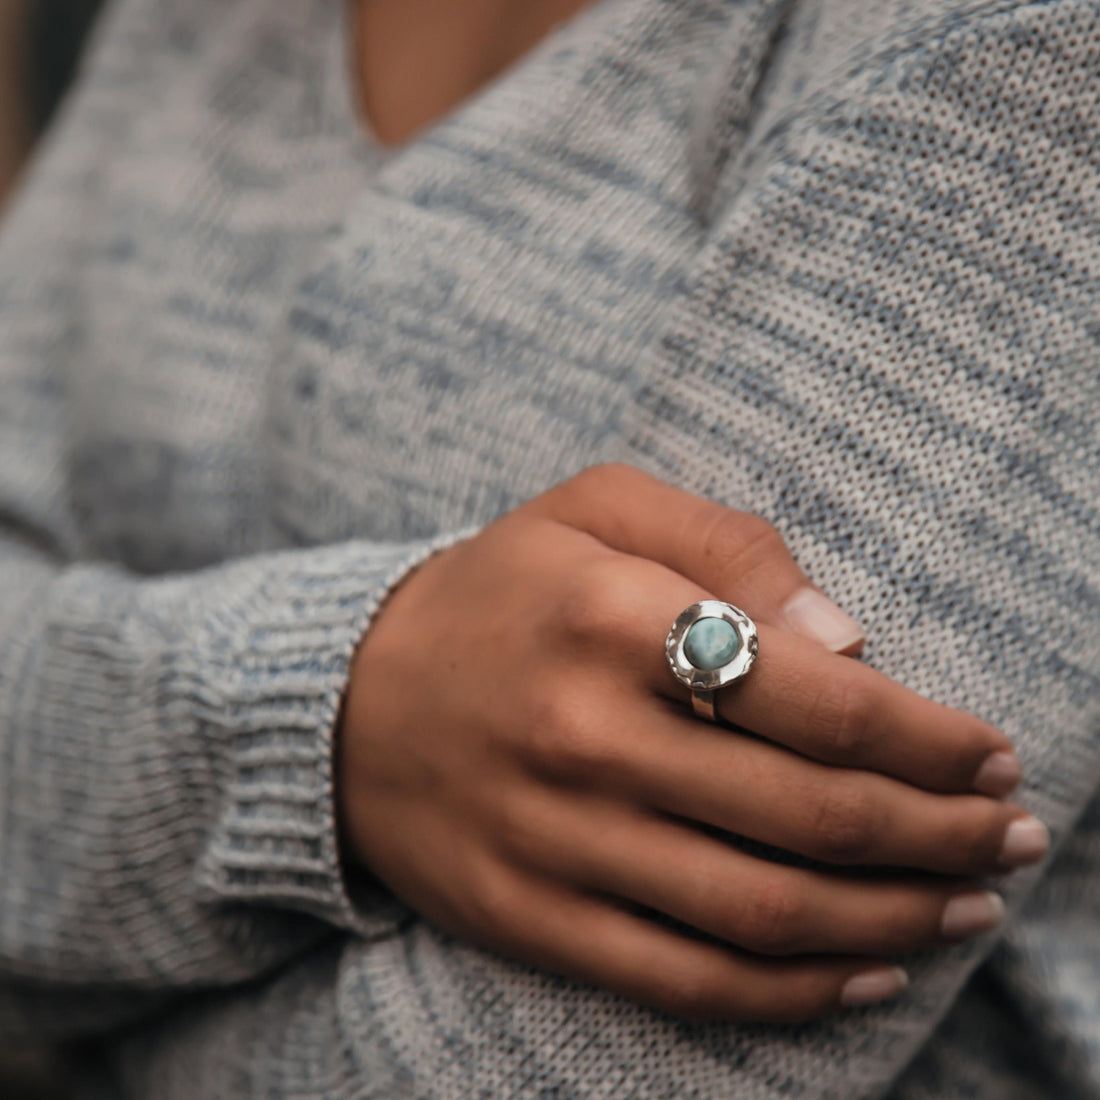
[0,0,1098,1096]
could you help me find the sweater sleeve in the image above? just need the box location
[0,9,469,1040]
[0,531,464,1028]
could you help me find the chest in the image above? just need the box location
[65,0,729,568]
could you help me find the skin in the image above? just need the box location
[355,0,595,144]
[0,0,33,211]
[338,465,1040,1023]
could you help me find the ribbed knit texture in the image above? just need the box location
[0,0,1098,1097]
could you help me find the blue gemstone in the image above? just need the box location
[683,617,739,671]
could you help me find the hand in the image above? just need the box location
[337,464,1044,1022]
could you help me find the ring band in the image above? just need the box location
[665,600,758,722]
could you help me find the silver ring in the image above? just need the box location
[665,600,758,722]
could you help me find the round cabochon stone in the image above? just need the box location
[683,617,739,671]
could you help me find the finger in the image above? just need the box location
[513,668,1037,874]
[610,574,1017,794]
[495,790,1005,956]
[476,866,908,1022]
[531,463,865,653]
[605,701,1041,874]
[716,625,1018,795]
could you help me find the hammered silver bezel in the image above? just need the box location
[665,599,758,692]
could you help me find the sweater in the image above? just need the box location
[0,0,1098,1096]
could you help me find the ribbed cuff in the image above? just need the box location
[195,528,476,939]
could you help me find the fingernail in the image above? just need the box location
[940,891,1005,939]
[782,588,865,653]
[972,751,1022,798]
[840,966,909,1008]
[998,816,1050,868]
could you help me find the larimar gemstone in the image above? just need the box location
[683,617,739,670]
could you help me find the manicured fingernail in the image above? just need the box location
[782,588,865,653]
[999,816,1050,868]
[940,891,1005,939]
[972,751,1022,798]
[840,966,909,1008]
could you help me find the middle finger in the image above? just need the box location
[569,693,1038,875]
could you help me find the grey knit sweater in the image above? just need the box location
[1,0,1098,1096]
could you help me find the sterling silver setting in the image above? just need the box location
[665,599,758,722]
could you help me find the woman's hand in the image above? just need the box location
[337,465,1045,1022]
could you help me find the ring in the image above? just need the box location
[665,600,758,722]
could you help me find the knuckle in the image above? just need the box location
[566,462,646,506]
[957,718,1008,777]
[941,802,1008,869]
[807,678,876,760]
[736,878,806,954]
[554,557,647,648]
[695,509,786,588]
[648,965,720,1020]
[534,463,650,535]
[764,979,838,1024]
[525,688,624,781]
[490,789,550,868]
[452,858,518,940]
[878,893,935,948]
[809,781,884,864]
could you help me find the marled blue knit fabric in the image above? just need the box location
[0,0,1098,1096]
